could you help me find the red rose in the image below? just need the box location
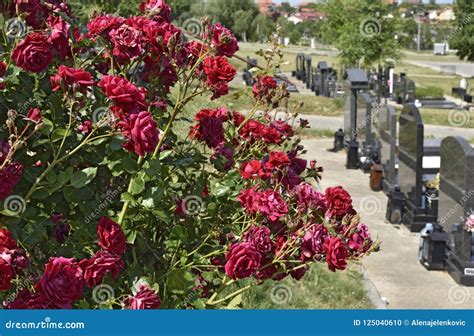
[237,187,260,214]
[0,162,23,200]
[50,65,95,92]
[325,186,355,219]
[97,216,126,255]
[240,160,263,179]
[98,75,147,113]
[5,289,70,309]
[118,111,159,156]
[26,108,41,123]
[189,117,224,149]
[257,189,288,222]
[13,0,48,29]
[87,15,125,38]
[83,250,124,287]
[203,56,236,99]
[37,257,84,304]
[0,61,6,77]
[185,41,208,65]
[139,0,171,23]
[47,15,71,60]
[0,228,17,252]
[323,236,348,272]
[294,183,326,213]
[0,258,14,291]
[243,225,273,254]
[225,242,262,279]
[209,23,239,57]
[126,285,161,309]
[301,224,329,262]
[270,121,294,139]
[266,151,290,169]
[78,120,93,134]
[347,223,372,256]
[109,24,143,60]
[11,32,53,73]
[253,76,277,102]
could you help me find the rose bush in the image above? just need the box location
[0,0,379,309]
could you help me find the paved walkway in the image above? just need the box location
[301,138,474,309]
[405,60,474,78]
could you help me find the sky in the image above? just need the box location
[271,0,455,4]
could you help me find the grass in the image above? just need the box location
[230,42,338,73]
[297,128,335,139]
[241,263,373,309]
[419,108,474,129]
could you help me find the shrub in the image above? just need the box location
[0,0,378,309]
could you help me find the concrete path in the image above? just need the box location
[287,113,474,140]
[301,138,474,309]
[405,60,474,78]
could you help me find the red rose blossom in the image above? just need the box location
[209,23,239,57]
[37,257,84,304]
[50,65,95,92]
[323,236,348,272]
[0,61,6,77]
[98,75,147,113]
[325,186,355,219]
[253,76,277,103]
[118,111,159,156]
[26,108,41,123]
[87,15,125,38]
[97,216,126,255]
[225,242,262,280]
[47,15,71,61]
[0,258,14,291]
[126,285,161,309]
[294,183,326,213]
[110,24,143,60]
[11,32,53,73]
[0,162,24,200]
[83,251,124,287]
[301,224,329,262]
[203,56,236,100]
[5,289,70,309]
[0,228,17,252]
[243,225,273,254]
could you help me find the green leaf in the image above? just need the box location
[130,174,145,195]
[226,294,242,309]
[71,167,97,189]
[166,270,195,294]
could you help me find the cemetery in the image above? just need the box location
[291,51,474,290]
[1,0,474,322]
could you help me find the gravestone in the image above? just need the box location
[375,105,398,195]
[311,67,319,93]
[396,104,441,232]
[358,93,379,172]
[391,73,399,102]
[407,80,416,103]
[439,136,474,286]
[305,56,312,89]
[294,53,305,80]
[317,61,329,97]
[342,69,369,169]
[400,73,407,105]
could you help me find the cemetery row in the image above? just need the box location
[291,57,474,287]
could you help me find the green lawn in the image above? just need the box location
[241,263,373,309]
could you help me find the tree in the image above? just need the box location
[279,2,297,16]
[190,0,259,41]
[449,0,474,61]
[251,13,276,42]
[233,10,255,42]
[321,0,402,68]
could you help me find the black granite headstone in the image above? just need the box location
[439,136,474,285]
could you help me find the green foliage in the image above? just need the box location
[449,0,474,61]
[321,0,402,67]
